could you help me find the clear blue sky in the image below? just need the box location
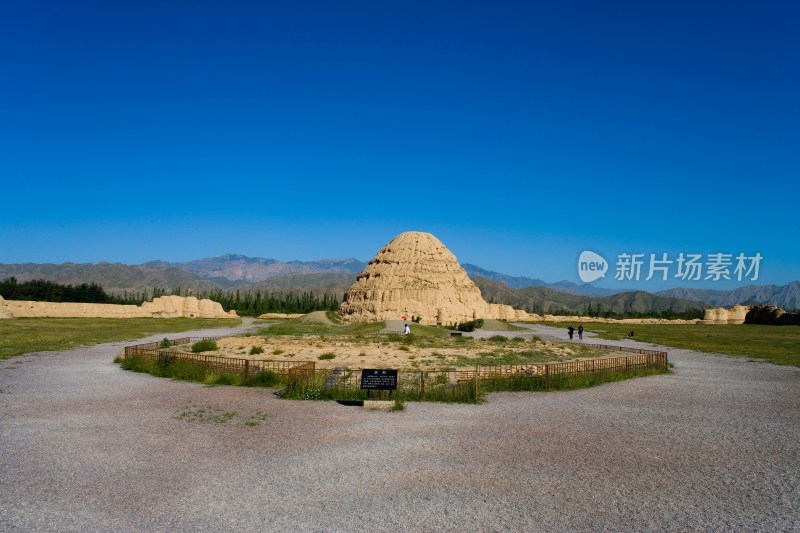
[2,1,798,290]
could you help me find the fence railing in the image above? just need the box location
[122,338,667,396]
[123,337,313,378]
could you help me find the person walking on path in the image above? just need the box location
[403,323,410,336]
[567,325,574,340]
[578,325,584,341]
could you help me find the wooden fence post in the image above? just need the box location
[474,365,479,402]
[545,364,550,390]
[420,371,425,399]
[244,359,250,380]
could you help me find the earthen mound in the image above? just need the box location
[745,304,800,325]
[297,311,337,325]
[703,305,749,324]
[338,231,521,325]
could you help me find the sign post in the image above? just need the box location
[360,369,398,399]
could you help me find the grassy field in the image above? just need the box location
[260,320,386,337]
[543,322,800,367]
[0,317,242,360]
[261,316,451,339]
[253,316,617,370]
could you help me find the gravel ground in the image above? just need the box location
[1,322,798,532]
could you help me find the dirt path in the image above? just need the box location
[1,322,798,532]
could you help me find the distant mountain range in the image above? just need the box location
[472,278,708,315]
[0,262,221,293]
[462,264,620,296]
[1,254,798,311]
[143,254,366,283]
[656,283,800,310]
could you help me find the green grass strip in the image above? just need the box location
[541,321,800,367]
[0,317,242,360]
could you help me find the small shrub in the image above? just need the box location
[205,373,241,386]
[243,370,284,387]
[169,360,207,382]
[319,352,336,360]
[272,348,285,355]
[250,346,264,355]
[398,346,411,352]
[392,397,406,411]
[119,354,158,374]
[532,336,542,342]
[457,319,484,332]
[160,338,172,348]
[303,388,324,400]
[156,352,176,371]
[488,335,508,342]
[191,339,218,353]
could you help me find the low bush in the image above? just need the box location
[457,319,484,332]
[205,373,240,386]
[120,354,159,374]
[117,354,287,389]
[319,352,336,360]
[191,339,218,353]
[169,359,207,382]
[243,370,285,387]
[249,346,264,355]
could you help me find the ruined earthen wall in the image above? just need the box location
[703,305,749,324]
[0,295,236,319]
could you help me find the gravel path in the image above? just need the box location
[1,323,798,532]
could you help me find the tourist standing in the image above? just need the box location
[404,323,410,335]
[578,324,584,340]
[567,326,574,340]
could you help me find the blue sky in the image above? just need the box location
[1,0,798,290]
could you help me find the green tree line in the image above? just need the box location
[0,277,114,303]
[195,289,340,316]
[530,301,704,320]
[0,277,342,316]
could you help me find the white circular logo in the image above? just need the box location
[578,251,608,283]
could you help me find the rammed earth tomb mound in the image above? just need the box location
[338,231,529,325]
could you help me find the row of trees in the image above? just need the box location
[0,278,114,303]
[197,289,340,316]
[531,302,704,320]
[101,286,342,316]
[0,278,342,316]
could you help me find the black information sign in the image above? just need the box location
[360,369,398,391]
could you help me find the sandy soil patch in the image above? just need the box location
[191,334,616,371]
